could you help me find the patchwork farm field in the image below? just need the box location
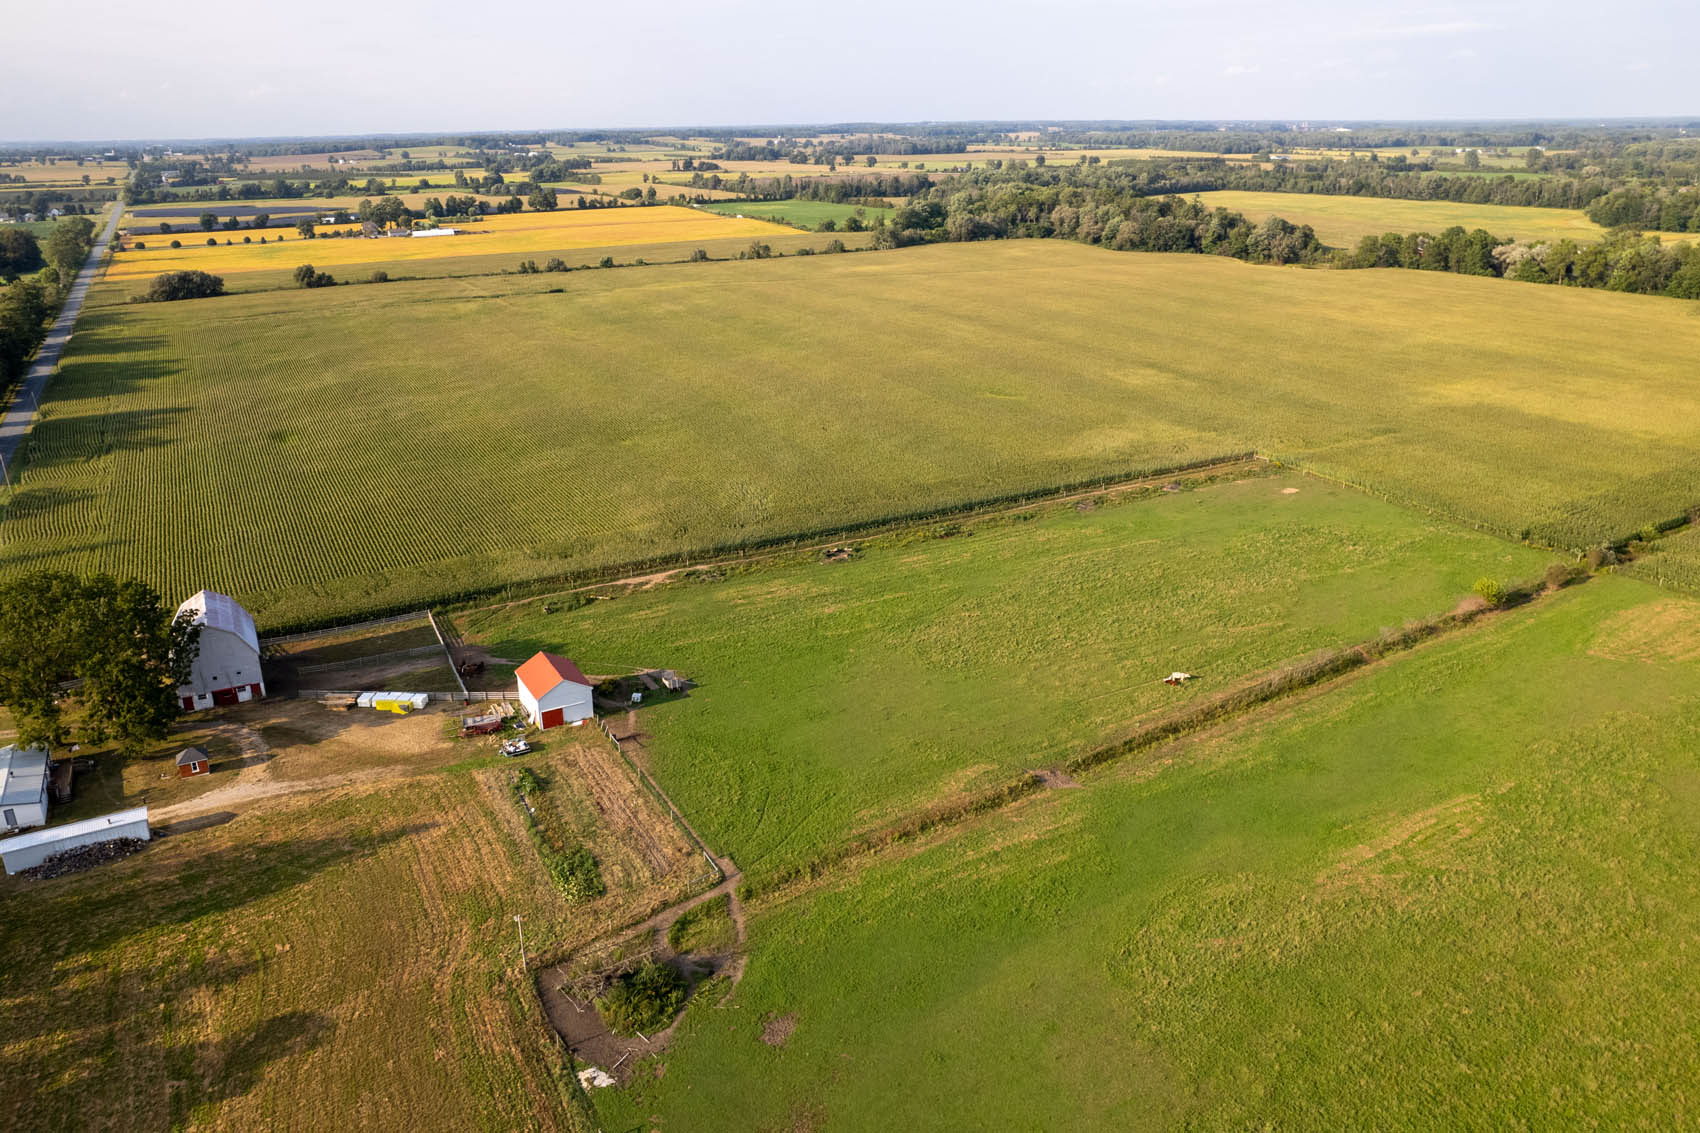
[8,240,1700,627]
[457,472,1554,883]
[1192,189,1687,247]
[103,205,797,285]
[601,577,1700,1129]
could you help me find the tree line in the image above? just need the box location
[0,217,95,388]
[1338,226,1700,298]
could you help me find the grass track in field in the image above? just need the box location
[8,239,1700,625]
[461,473,1553,883]
[1191,189,1696,247]
[601,577,1700,1130]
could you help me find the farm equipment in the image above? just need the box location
[460,713,503,737]
[1163,672,1194,686]
[500,738,533,758]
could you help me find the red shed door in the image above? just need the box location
[541,707,565,729]
[213,688,239,706]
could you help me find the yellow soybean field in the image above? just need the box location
[1190,190,1692,247]
[103,205,797,280]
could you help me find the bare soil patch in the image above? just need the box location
[761,1012,798,1048]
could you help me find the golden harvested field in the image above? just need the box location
[1190,190,1699,247]
[125,191,515,227]
[0,160,130,183]
[241,150,384,172]
[104,205,798,281]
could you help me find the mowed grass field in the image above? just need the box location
[1193,189,1690,247]
[0,774,589,1131]
[103,205,797,284]
[459,473,1553,883]
[603,577,1700,1129]
[9,240,1700,625]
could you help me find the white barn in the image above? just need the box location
[515,652,595,729]
[177,590,265,711]
[0,745,50,832]
[0,807,150,874]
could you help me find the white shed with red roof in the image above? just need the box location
[515,652,595,729]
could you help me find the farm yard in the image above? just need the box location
[6,240,1700,627]
[0,693,704,1130]
[1189,190,1697,248]
[597,577,1700,1130]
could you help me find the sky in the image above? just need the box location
[3,0,1693,142]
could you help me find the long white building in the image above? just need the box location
[176,590,265,710]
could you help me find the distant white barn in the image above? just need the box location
[515,652,595,729]
[0,745,50,832]
[176,590,265,710]
[0,807,150,874]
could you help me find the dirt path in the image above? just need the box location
[150,764,410,822]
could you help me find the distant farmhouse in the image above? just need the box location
[515,652,595,729]
[176,590,264,710]
[0,745,49,832]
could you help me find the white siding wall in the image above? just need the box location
[0,813,150,873]
[1,793,47,833]
[179,627,264,699]
[537,681,594,724]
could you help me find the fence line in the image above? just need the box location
[260,609,430,648]
[595,716,724,884]
[293,644,442,674]
[427,609,471,699]
[293,688,521,702]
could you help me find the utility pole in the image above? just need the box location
[513,914,526,973]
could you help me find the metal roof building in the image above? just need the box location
[516,652,595,729]
[0,745,50,832]
[0,807,150,874]
[176,590,266,710]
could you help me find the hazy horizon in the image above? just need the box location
[5,0,1694,143]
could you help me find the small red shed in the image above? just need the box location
[176,747,210,778]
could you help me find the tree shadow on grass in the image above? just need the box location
[169,1009,337,1124]
[16,404,187,471]
[0,822,431,1126]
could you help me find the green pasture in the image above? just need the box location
[603,577,1700,1129]
[6,240,1700,627]
[698,199,888,228]
[461,473,1552,883]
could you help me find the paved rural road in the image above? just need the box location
[0,203,125,478]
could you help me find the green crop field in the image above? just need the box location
[6,240,1700,627]
[458,473,1554,883]
[1624,525,1700,593]
[1192,189,1694,247]
[698,199,888,228]
[597,576,1700,1129]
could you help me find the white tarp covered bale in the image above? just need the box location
[0,806,150,874]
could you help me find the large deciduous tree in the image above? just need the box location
[0,573,200,751]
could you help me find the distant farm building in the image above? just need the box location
[176,590,265,710]
[515,652,595,729]
[0,807,150,875]
[411,227,456,238]
[0,745,50,832]
[177,747,211,777]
